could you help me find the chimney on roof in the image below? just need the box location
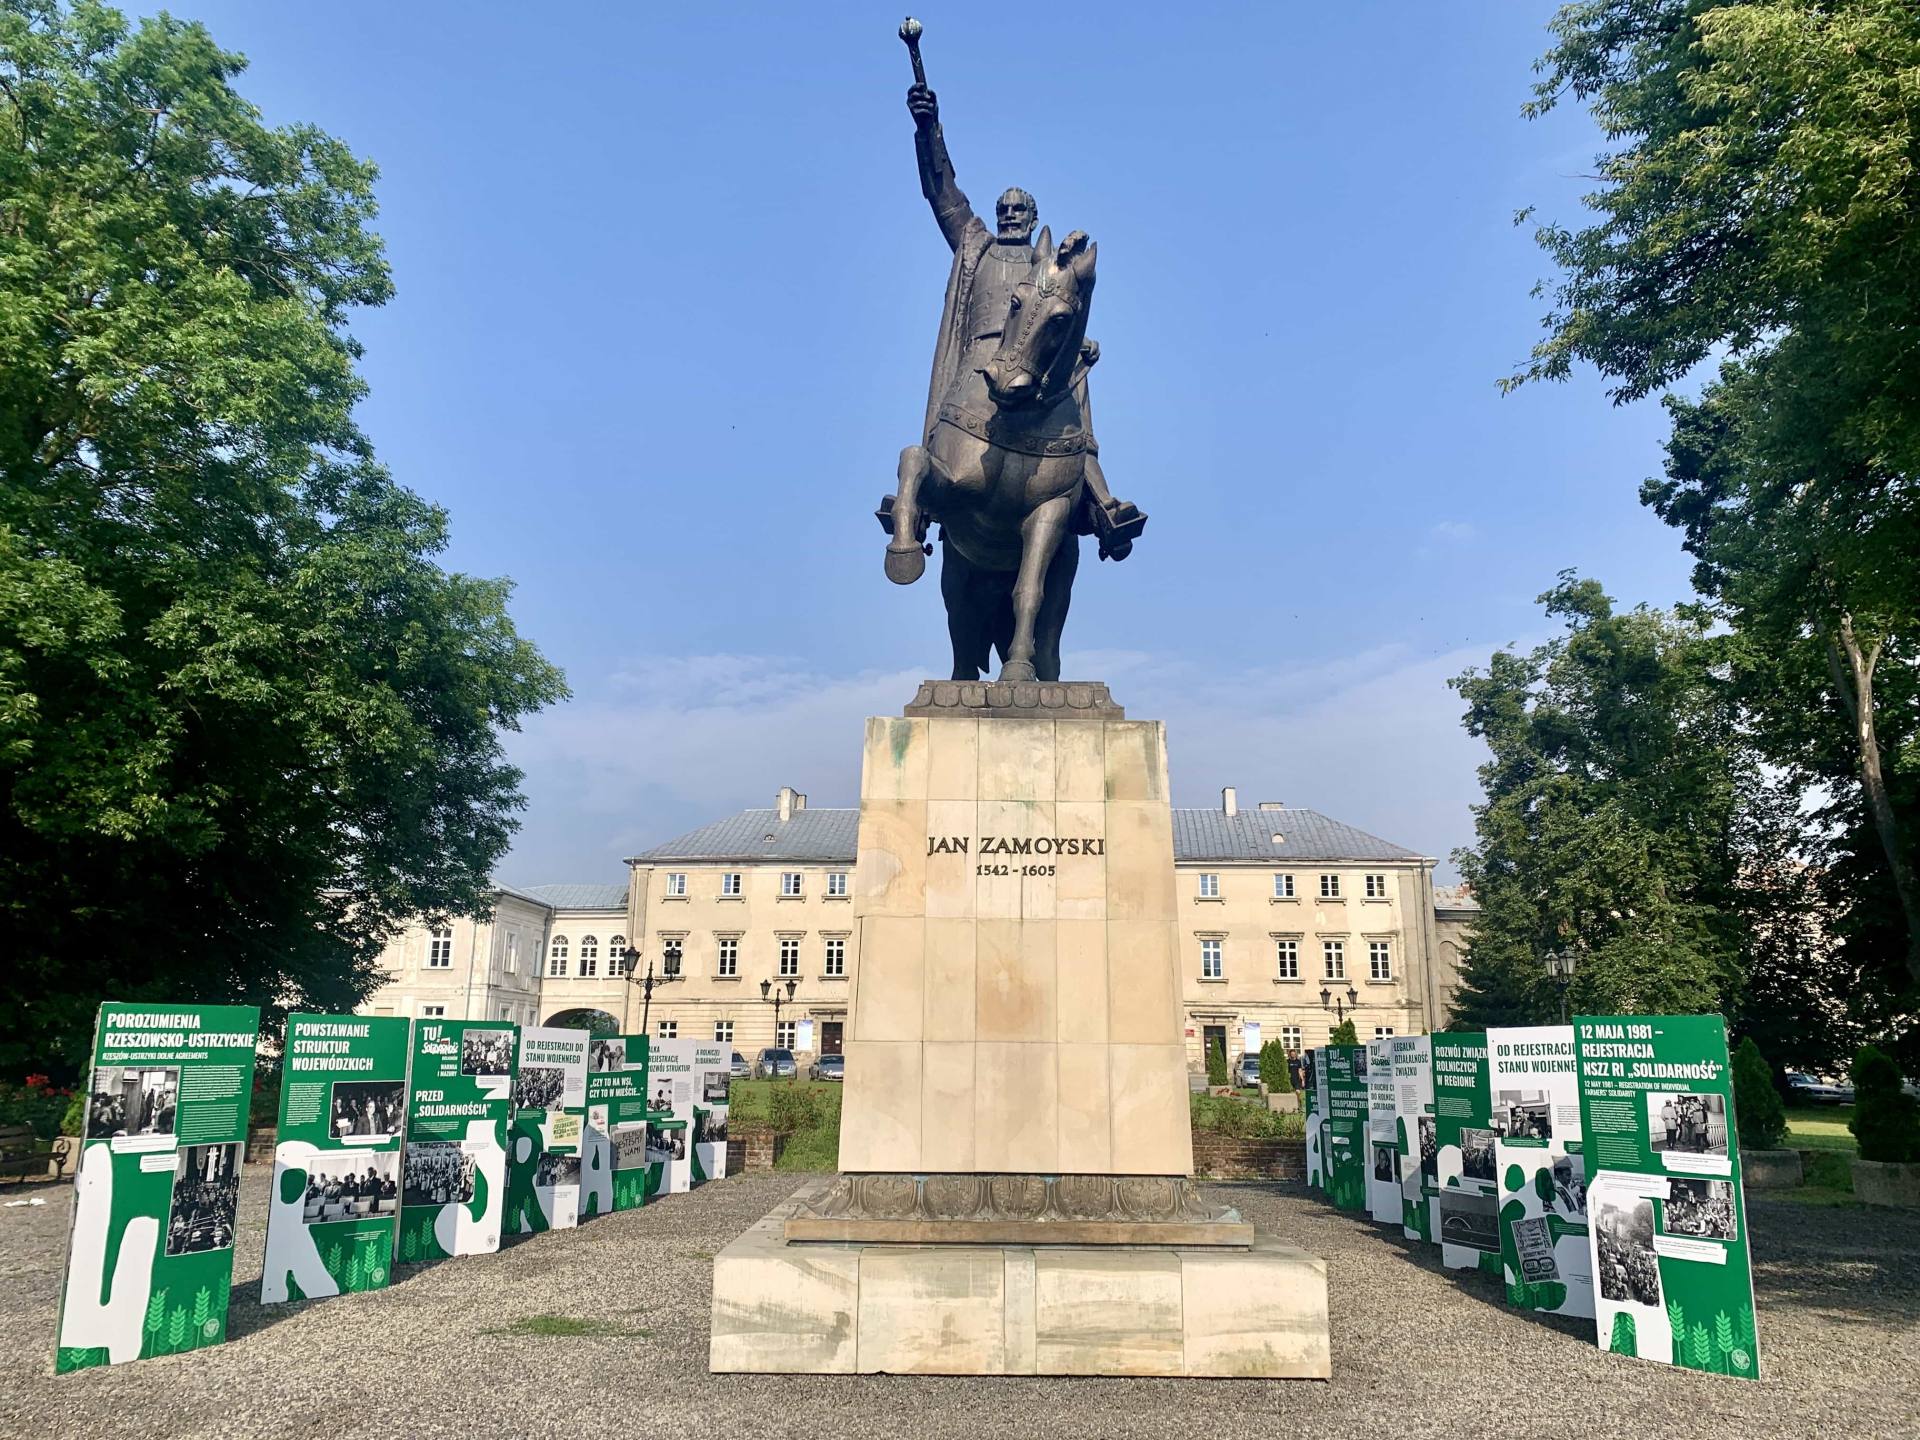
[1221,786,1238,817]
[1258,801,1285,812]
[777,786,806,822]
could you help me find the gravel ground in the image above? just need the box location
[1,1172,1914,1440]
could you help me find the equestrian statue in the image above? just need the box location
[878,19,1145,684]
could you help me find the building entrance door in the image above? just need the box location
[820,1021,843,1056]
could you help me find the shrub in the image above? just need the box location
[1329,1019,1358,1047]
[1205,1036,1228,1088]
[768,1082,823,1136]
[1730,1037,1787,1151]
[1190,1094,1305,1140]
[1258,1039,1294,1093]
[0,1075,75,1140]
[1850,1044,1920,1164]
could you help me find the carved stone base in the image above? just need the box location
[901,678,1124,718]
[783,1172,1252,1246]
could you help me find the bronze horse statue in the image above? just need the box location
[879,227,1144,683]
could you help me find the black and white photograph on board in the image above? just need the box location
[1665,1178,1737,1240]
[1418,1117,1438,1180]
[460,1028,514,1078]
[1648,1092,1728,1156]
[1493,1088,1553,1141]
[645,1121,685,1163]
[702,1072,729,1103]
[1595,1193,1661,1305]
[514,1065,565,1111]
[1460,1126,1497,1181]
[1354,1049,1369,1079]
[330,1080,403,1138]
[650,1080,674,1112]
[611,1125,650,1170]
[301,1151,400,1223]
[589,1038,626,1072]
[694,1109,728,1145]
[86,1066,179,1139]
[1552,1153,1589,1217]
[1437,1187,1499,1253]
[534,1152,582,1188]
[165,1143,241,1255]
[1372,1141,1398,1182]
[402,1141,475,1207]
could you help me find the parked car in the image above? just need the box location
[1234,1052,1263,1088]
[809,1053,845,1082]
[1785,1072,1852,1105]
[754,1047,797,1079]
[729,1051,751,1080]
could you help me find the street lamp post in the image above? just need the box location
[1319,981,1361,1031]
[759,976,797,1076]
[620,941,683,1037]
[1544,948,1577,1025]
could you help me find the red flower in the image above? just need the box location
[23,1074,49,1089]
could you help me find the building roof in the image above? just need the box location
[501,882,628,911]
[1433,884,1480,911]
[623,804,1424,866]
[1171,807,1427,863]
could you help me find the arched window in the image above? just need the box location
[548,935,569,978]
[608,936,628,975]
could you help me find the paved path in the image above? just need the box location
[2,1172,1914,1438]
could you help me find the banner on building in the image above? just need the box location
[1430,1030,1501,1276]
[261,1013,409,1305]
[1366,1037,1400,1224]
[1391,1034,1435,1242]
[1323,1045,1368,1211]
[690,1041,732,1183]
[585,1033,650,1212]
[646,1037,696,1198]
[1488,1024,1592,1319]
[1304,1049,1324,1191]
[1242,1020,1261,1057]
[396,1019,517,1263]
[1575,1015,1760,1379]
[505,1026,590,1234]
[56,1003,261,1372]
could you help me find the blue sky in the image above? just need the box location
[139,3,1691,884]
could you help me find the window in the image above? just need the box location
[579,935,598,977]
[1374,1026,1395,1039]
[1200,938,1223,979]
[779,937,801,977]
[1274,873,1295,898]
[1281,1025,1302,1051]
[664,873,687,897]
[1319,874,1341,899]
[662,940,683,977]
[1275,938,1299,979]
[580,951,597,978]
[547,936,569,978]
[1365,873,1388,899]
[714,1020,734,1043]
[1323,939,1345,980]
[657,1019,677,1039]
[427,926,453,969]
[776,1019,797,1048]
[781,872,803,898]
[500,1006,512,1020]
[824,937,846,976]
[1198,873,1220,899]
[721,872,742,897]
[717,937,739,977]
[827,871,849,898]
[1369,940,1392,981]
[421,1004,446,1018]
[608,937,627,975]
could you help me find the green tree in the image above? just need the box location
[1516,0,1920,995]
[1328,1019,1358,1047]
[1450,577,1745,1021]
[1729,1036,1786,1151]
[1257,1038,1293,1093]
[1849,1043,1920,1163]
[0,2,566,1073]
[1204,1035,1228,1088]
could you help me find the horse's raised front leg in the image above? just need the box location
[999,493,1074,682]
[885,445,935,585]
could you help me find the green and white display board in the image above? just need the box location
[1488,1024,1591,1319]
[1575,1015,1760,1378]
[1322,1045,1367,1211]
[690,1040,731,1183]
[646,1037,696,1197]
[1304,1049,1324,1190]
[261,1013,409,1304]
[396,1018,517,1263]
[56,1003,260,1372]
[1365,1037,1400,1224]
[505,1026,590,1234]
[585,1033,650,1212]
[1430,1030,1501,1276]
[1391,1034,1434,1242]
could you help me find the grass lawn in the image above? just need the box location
[1785,1104,1857,1154]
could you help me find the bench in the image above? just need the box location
[0,1124,45,1183]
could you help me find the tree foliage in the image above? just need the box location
[1729,1037,1786,1151]
[1849,1043,1920,1163]
[0,2,566,1073]
[1258,1038,1294,1093]
[1328,1019,1358,1047]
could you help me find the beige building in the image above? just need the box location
[362,785,1470,1069]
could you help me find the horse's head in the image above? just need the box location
[981,227,1096,410]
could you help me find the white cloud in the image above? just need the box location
[1426,519,1479,545]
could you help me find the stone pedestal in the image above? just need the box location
[708,685,1330,1379]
